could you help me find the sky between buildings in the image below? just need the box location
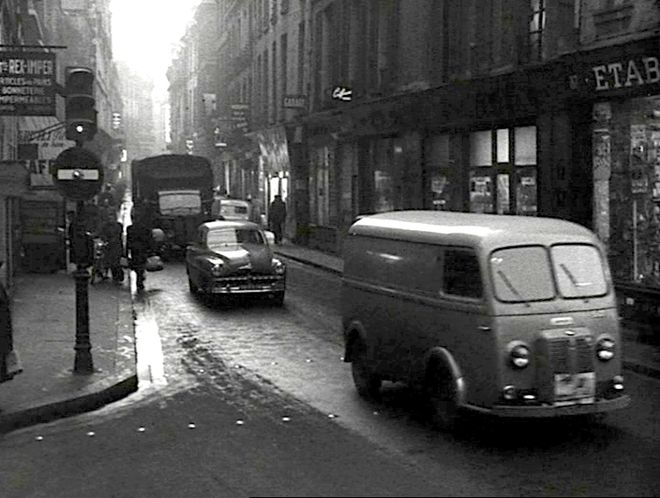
[110,0,201,97]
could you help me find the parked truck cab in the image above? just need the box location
[342,211,630,430]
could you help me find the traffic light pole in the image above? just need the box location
[73,199,94,374]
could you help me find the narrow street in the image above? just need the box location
[0,260,658,497]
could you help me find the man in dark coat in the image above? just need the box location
[126,210,155,291]
[268,195,287,244]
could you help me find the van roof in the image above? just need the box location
[348,211,599,249]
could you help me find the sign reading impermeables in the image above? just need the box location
[0,51,56,116]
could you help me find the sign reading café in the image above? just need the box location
[0,51,56,116]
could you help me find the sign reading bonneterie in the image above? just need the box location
[0,52,56,116]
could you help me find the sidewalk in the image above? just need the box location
[0,269,137,434]
[273,241,660,380]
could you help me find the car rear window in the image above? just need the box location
[490,246,555,303]
[551,244,607,298]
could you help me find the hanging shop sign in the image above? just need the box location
[283,95,307,109]
[0,51,56,116]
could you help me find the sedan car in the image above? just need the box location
[185,220,286,305]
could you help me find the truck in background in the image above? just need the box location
[131,154,214,259]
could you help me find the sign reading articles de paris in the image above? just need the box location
[0,51,56,116]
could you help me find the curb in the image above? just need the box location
[0,374,138,434]
[0,282,139,435]
[274,251,342,276]
[623,360,660,380]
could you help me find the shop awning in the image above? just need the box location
[248,125,291,174]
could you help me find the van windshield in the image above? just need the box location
[551,244,607,298]
[490,244,608,303]
[490,246,555,303]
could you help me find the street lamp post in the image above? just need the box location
[52,145,104,375]
[72,200,94,374]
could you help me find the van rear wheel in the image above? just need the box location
[426,366,460,432]
[351,340,381,400]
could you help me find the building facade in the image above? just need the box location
[169,0,660,291]
[0,0,123,286]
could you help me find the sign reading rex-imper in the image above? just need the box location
[0,51,56,116]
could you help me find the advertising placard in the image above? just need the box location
[0,51,56,116]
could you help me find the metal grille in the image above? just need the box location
[217,275,281,283]
[547,337,593,374]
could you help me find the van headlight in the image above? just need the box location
[508,342,531,369]
[272,258,286,275]
[596,336,616,361]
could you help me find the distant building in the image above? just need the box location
[117,61,158,161]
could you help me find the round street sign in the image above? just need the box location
[52,146,104,201]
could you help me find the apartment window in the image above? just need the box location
[280,33,288,121]
[262,51,269,123]
[528,0,545,63]
[272,41,277,123]
[271,0,277,25]
[281,0,290,14]
[424,134,453,211]
[297,21,305,93]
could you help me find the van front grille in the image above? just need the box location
[547,336,593,374]
[535,329,595,403]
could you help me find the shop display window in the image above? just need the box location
[469,126,538,216]
[424,134,452,211]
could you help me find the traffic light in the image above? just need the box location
[65,67,97,143]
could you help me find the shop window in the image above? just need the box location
[469,126,538,216]
[310,146,330,225]
[470,131,492,166]
[373,138,396,213]
[425,134,452,210]
[515,126,537,165]
[497,129,509,163]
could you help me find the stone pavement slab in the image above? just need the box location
[0,270,137,433]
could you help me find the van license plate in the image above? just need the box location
[554,372,595,402]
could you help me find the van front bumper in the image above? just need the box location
[468,394,630,418]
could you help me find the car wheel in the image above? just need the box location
[272,291,285,306]
[425,364,460,432]
[188,276,199,295]
[350,339,381,400]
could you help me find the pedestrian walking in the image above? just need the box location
[126,209,155,291]
[100,216,125,283]
[98,183,115,208]
[268,194,287,244]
